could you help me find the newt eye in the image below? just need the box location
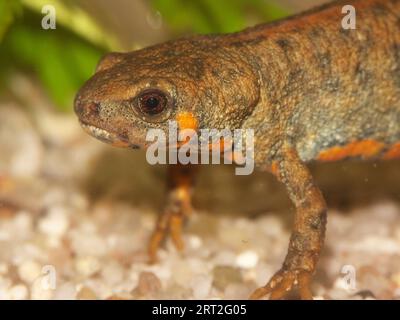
[136,89,168,116]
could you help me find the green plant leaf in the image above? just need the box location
[0,14,104,111]
[0,0,22,41]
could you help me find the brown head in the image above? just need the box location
[74,36,260,149]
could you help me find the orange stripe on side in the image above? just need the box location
[383,142,400,160]
[317,139,385,162]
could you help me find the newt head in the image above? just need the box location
[74,37,260,150]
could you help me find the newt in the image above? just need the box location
[74,0,400,299]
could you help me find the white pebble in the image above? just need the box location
[169,261,193,287]
[70,231,107,256]
[333,277,357,294]
[188,235,202,250]
[10,131,42,177]
[0,263,8,275]
[101,261,124,286]
[13,211,33,234]
[213,251,236,266]
[254,263,274,287]
[349,236,400,254]
[224,283,250,299]
[190,275,212,299]
[31,276,54,300]
[9,284,28,300]
[393,287,400,299]
[0,276,12,299]
[235,250,259,269]
[80,279,112,300]
[18,260,41,283]
[38,207,69,238]
[75,256,101,277]
[53,282,77,300]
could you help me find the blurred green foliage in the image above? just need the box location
[0,0,105,112]
[151,0,288,34]
[0,0,288,112]
[0,0,22,41]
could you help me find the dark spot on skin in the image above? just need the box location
[211,69,219,78]
[310,216,322,230]
[392,43,400,89]
[154,61,177,71]
[361,123,378,138]
[276,38,291,50]
[339,28,352,40]
[317,52,331,70]
[354,62,373,88]
[324,77,340,92]
[308,27,324,39]
[163,49,179,57]
[308,28,319,39]
[283,68,305,94]
[393,43,400,60]
[118,129,129,141]
[289,231,305,252]
[276,38,296,65]
[307,28,333,83]
[185,58,205,80]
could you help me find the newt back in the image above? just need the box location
[236,0,400,164]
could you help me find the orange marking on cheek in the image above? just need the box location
[317,139,385,162]
[176,112,198,131]
[270,161,280,176]
[176,112,198,147]
[383,142,400,160]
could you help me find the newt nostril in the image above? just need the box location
[86,101,101,116]
[74,98,100,117]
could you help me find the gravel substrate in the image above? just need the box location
[1,190,400,300]
[1,89,400,300]
[1,182,400,300]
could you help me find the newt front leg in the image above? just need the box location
[251,145,327,300]
[148,164,197,263]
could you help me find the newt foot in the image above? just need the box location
[148,204,192,264]
[250,268,313,300]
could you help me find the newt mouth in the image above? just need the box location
[79,121,139,149]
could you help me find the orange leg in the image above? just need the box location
[250,145,327,300]
[148,164,197,263]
